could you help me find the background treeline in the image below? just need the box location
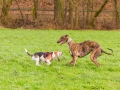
[0,0,120,30]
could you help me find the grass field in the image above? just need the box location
[0,28,120,90]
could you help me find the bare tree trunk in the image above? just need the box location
[15,0,24,22]
[113,0,119,28]
[86,0,90,28]
[74,0,79,29]
[32,0,38,27]
[89,0,109,28]
[33,0,38,21]
[1,0,12,21]
[64,0,68,23]
[82,0,85,29]
[54,0,65,25]
[91,0,93,18]
[69,0,73,29]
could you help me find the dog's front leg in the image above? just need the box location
[67,58,74,65]
[57,57,60,62]
[45,60,51,65]
[72,55,78,67]
[67,55,78,67]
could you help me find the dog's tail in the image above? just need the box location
[102,48,113,55]
[25,48,33,57]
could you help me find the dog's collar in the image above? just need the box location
[67,38,72,44]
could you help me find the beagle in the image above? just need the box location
[25,49,62,66]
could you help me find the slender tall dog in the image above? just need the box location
[57,34,113,67]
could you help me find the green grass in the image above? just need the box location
[0,28,120,90]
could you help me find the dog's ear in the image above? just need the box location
[65,34,68,37]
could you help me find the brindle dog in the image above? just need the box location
[57,34,113,67]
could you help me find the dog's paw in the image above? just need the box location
[46,62,51,66]
[47,63,51,66]
[36,64,41,66]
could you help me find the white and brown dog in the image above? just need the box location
[25,49,62,66]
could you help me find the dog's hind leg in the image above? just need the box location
[32,55,40,66]
[90,49,101,66]
[35,58,40,66]
[39,59,42,64]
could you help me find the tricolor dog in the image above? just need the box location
[57,34,113,67]
[25,49,62,66]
